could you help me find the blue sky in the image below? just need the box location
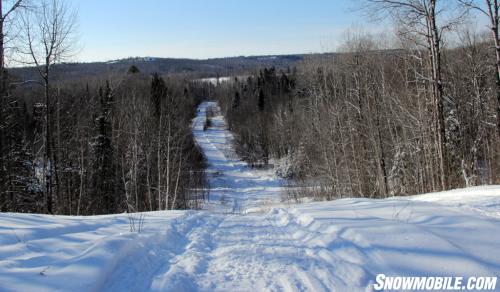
[71,0,366,62]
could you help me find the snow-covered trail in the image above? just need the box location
[192,101,284,213]
[2,195,500,291]
[1,101,500,292]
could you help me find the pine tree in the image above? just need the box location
[151,73,167,117]
[90,82,116,214]
[127,65,140,74]
[232,91,240,109]
[258,89,265,112]
[2,98,42,212]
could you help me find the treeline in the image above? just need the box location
[217,68,296,166]
[217,30,499,199]
[10,55,304,85]
[0,71,208,214]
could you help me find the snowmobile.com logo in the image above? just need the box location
[373,274,498,291]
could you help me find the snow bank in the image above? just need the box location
[410,185,500,219]
[0,211,186,292]
[1,187,499,291]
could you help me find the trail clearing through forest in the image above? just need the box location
[192,101,285,213]
[0,101,499,292]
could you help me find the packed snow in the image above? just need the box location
[193,101,284,213]
[197,77,232,86]
[0,101,499,292]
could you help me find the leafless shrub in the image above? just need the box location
[128,213,145,233]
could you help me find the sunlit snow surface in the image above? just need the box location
[0,101,499,292]
[193,101,285,213]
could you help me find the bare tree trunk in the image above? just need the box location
[337,113,353,197]
[157,110,162,210]
[146,152,153,211]
[171,153,183,210]
[44,66,53,214]
[374,96,389,197]
[77,137,84,215]
[133,125,139,211]
[347,108,363,197]
[485,0,500,136]
[165,119,171,210]
[53,88,62,213]
[427,1,448,190]
[376,61,389,197]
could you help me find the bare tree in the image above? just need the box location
[363,0,464,190]
[458,0,500,136]
[17,0,77,213]
[0,0,28,211]
[0,0,27,72]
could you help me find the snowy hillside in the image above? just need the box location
[0,102,499,292]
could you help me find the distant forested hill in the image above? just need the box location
[9,54,307,82]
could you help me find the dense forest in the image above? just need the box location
[1,69,212,214]
[217,1,500,199]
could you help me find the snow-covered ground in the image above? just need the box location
[192,101,284,213]
[197,77,232,86]
[0,101,499,292]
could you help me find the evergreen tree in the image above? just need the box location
[258,89,265,112]
[127,65,140,74]
[151,73,167,117]
[90,82,116,214]
[232,91,240,109]
[1,98,42,212]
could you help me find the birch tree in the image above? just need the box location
[364,0,463,190]
[458,0,500,135]
[17,0,77,213]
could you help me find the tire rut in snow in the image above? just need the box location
[95,212,217,292]
[193,101,284,214]
[189,209,371,291]
[147,213,226,291]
